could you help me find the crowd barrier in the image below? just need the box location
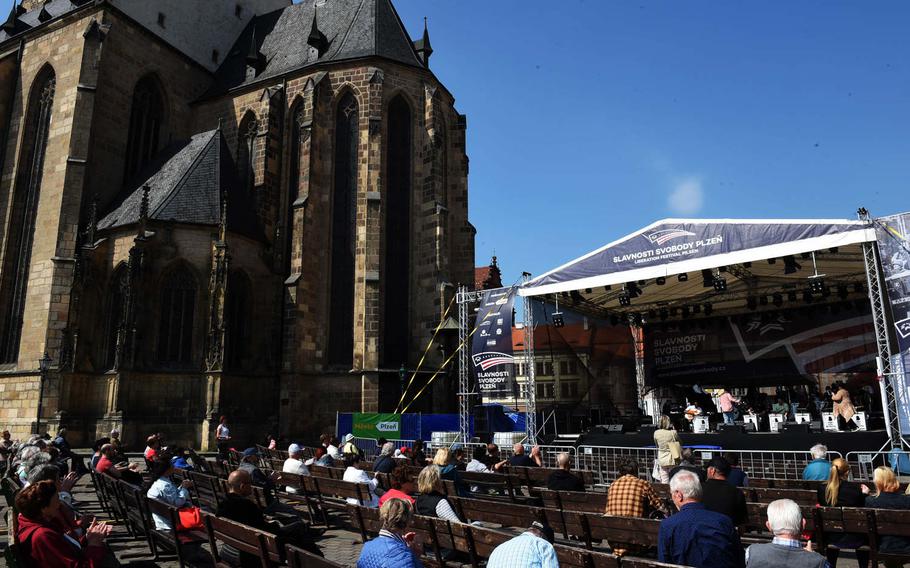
[846,450,910,480]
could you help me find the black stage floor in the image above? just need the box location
[578,427,889,456]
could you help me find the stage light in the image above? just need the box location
[656,277,666,286]
[719,266,728,273]
[809,278,825,294]
[783,256,802,275]
[702,269,714,288]
[618,291,631,307]
[552,312,565,327]
[570,290,584,302]
[561,292,569,299]
[767,258,777,265]
[747,296,757,310]
[853,283,864,294]
[787,290,798,302]
[693,304,701,314]
[659,309,669,321]
[772,293,783,307]
[704,303,713,316]
[627,282,642,298]
[678,273,688,282]
[713,277,727,292]
[759,295,768,306]
[837,285,848,299]
[682,306,691,319]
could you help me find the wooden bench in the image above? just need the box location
[813,506,872,560]
[747,486,818,507]
[539,488,607,514]
[186,470,224,511]
[869,508,910,566]
[203,512,283,567]
[116,480,153,547]
[451,495,545,528]
[145,497,208,567]
[285,543,345,567]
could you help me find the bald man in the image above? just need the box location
[509,443,542,467]
[547,452,585,492]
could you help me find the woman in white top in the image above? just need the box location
[215,416,231,461]
[342,454,379,507]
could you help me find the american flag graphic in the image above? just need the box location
[472,352,515,370]
[644,229,697,245]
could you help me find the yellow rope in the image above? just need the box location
[394,295,456,413]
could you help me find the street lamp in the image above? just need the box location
[35,352,51,435]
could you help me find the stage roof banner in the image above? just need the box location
[520,218,876,297]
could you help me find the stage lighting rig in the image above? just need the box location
[682,306,691,318]
[693,304,701,314]
[783,256,802,274]
[837,285,848,299]
[853,283,865,294]
[659,309,669,321]
[656,277,666,286]
[759,295,768,306]
[807,251,826,295]
[627,281,643,298]
[713,277,727,292]
[767,258,777,265]
[552,294,564,327]
[678,273,688,282]
[618,289,631,307]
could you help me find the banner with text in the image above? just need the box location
[874,212,910,435]
[352,413,401,439]
[472,288,516,400]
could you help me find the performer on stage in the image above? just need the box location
[684,401,703,431]
[718,389,740,425]
[831,382,857,431]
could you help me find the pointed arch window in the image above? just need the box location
[327,92,358,366]
[0,67,55,364]
[157,265,197,365]
[102,265,128,370]
[237,112,258,193]
[124,75,166,180]
[225,271,252,370]
[381,95,412,368]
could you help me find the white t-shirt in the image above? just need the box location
[282,457,310,494]
[326,444,342,460]
[342,466,379,507]
[466,459,490,473]
[216,424,230,439]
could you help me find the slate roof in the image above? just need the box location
[207,0,424,95]
[98,129,263,240]
[0,0,83,44]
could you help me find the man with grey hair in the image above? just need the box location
[802,444,831,481]
[745,499,827,568]
[658,470,743,567]
[373,442,397,474]
[546,452,585,492]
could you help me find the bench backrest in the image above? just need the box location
[584,513,662,548]
[203,512,282,567]
[451,495,545,528]
[539,488,607,514]
[285,544,344,568]
[871,508,910,538]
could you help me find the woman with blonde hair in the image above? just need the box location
[415,466,462,522]
[653,415,681,483]
[866,466,910,555]
[817,458,870,568]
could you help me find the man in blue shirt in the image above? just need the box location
[802,444,831,481]
[659,470,744,568]
[487,521,559,568]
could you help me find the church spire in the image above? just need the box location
[414,17,433,68]
[245,20,263,79]
[307,8,328,58]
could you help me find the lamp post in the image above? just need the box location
[35,352,51,435]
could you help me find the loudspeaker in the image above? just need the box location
[606,424,625,433]
[809,421,822,431]
[718,424,745,434]
[782,423,810,435]
[741,421,757,432]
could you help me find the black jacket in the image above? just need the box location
[701,478,747,526]
[546,470,586,492]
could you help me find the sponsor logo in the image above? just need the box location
[480,320,492,326]
[376,422,398,432]
[472,351,515,370]
[897,314,910,340]
[495,296,509,305]
[643,229,697,245]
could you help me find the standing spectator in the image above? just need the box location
[658,470,743,568]
[719,389,740,425]
[146,459,193,531]
[817,458,869,568]
[215,416,231,460]
[654,415,681,483]
[282,444,310,494]
[415,465,461,522]
[725,453,749,487]
[803,445,832,481]
[701,457,748,527]
[865,466,910,554]
[373,442,397,474]
[745,499,827,568]
[379,464,416,507]
[356,498,422,568]
[342,453,380,507]
[547,452,585,492]
[486,521,559,568]
[606,457,667,556]
[16,480,113,567]
[508,443,542,467]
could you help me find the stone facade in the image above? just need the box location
[0,0,474,449]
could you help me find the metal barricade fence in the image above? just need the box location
[427,441,486,462]
[354,438,418,460]
[689,448,842,481]
[577,446,659,485]
[846,450,910,481]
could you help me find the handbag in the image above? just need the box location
[176,506,203,531]
[651,459,662,481]
[668,441,683,462]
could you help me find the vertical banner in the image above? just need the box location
[874,212,910,434]
[472,288,516,400]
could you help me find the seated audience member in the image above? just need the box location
[109,429,125,460]
[865,466,910,554]
[356,498,422,568]
[433,447,468,496]
[487,521,559,568]
[169,447,195,471]
[146,459,193,531]
[410,439,428,466]
[21,451,53,486]
[701,457,748,527]
[466,445,495,473]
[341,433,361,456]
[669,448,707,482]
[725,453,749,487]
[322,434,342,461]
[95,443,143,485]
[342,453,380,507]
[509,443,543,467]
[547,452,585,492]
[453,445,467,470]
[282,443,310,494]
[217,470,323,565]
[90,437,110,471]
[305,446,333,467]
[658,470,744,568]
[416,465,462,522]
[238,447,300,516]
[393,447,410,462]
[51,427,87,476]
[144,435,161,462]
[16,480,113,567]
[27,464,79,517]
[605,457,666,556]
[817,458,869,568]
[803,444,832,481]
[746,499,826,568]
[373,442,397,474]
[379,464,416,507]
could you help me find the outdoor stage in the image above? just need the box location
[579,426,889,456]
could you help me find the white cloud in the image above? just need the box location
[667,177,704,216]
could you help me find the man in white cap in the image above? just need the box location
[341,433,361,457]
[282,444,310,494]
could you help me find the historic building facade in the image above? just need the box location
[0,0,474,448]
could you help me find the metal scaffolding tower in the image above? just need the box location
[522,278,538,445]
[456,285,474,444]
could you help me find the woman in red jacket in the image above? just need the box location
[15,480,112,567]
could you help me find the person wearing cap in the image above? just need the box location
[341,433,361,456]
[701,457,748,527]
[486,521,559,568]
[283,444,310,494]
[146,458,193,531]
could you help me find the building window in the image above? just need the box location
[124,75,166,181]
[0,66,55,363]
[225,271,251,370]
[157,266,196,365]
[381,95,412,368]
[237,112,257,193]
[560,381,579,399]
[535,361,553,376]
[157,12,165,27]
[536,382,555,399]
[102,266,128,369]
[327,92,358,366]
[560,360,578,375]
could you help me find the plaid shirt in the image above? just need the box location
[606,475,664,518]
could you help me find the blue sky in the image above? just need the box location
[9,1,908,285]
